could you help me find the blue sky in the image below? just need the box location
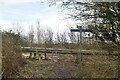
[0,0,76,34]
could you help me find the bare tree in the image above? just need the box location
[60,32,69,49]
[56,32,61,44]
[28,26,34,44]
[43,28,53,48]
[12,22,23,36]
[36,21,43,44]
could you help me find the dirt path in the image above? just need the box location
[50,61,77,78]
[49,55,80,78]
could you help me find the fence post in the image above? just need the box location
[29,52,32,58]
[44,48,47,60]
[38,53,42,60]
[34,53,37,59]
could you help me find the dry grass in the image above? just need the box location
[19,59,56,78]
[19,53,119,78]
[74,55,118,78]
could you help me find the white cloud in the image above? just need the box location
[0,0,47,4]
[0,0,76,34]
[0,20,12,31]
[0,20,31,35]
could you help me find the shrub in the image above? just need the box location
[2,32,26,78]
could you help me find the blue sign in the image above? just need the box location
[70,29,80,32]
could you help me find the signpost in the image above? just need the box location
[70,25,83,63]
[70,29,80,32]
[71,29,92,32]
[70,26,95,63]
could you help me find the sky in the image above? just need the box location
[0,0,76,35]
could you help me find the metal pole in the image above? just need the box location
[75,25,83,63]
[78,26,83,78]
[80,27,82,61]
[79,26,82,61]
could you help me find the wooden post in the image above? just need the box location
[38,54,42,60]
[44,48,47,60]
[34,53,37,59]
[29,52,32,58]
[44,53,47,60]
[118,53,120,79]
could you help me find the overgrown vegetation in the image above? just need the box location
[2,31,26,78]
[18,54,118,78]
